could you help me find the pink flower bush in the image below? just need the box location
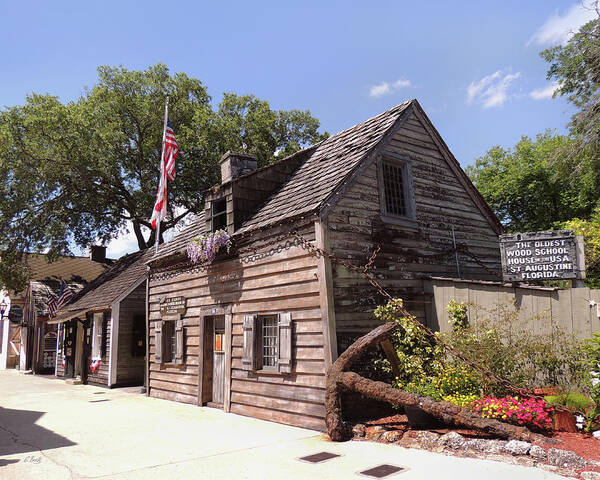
[187,230,232,263]
[471,395,553,431]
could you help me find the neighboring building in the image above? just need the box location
[145,100,502,431]
[52,249,152,387]
[22,280,86,373]
[3,249,109,372]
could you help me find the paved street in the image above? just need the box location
[0,370,572,480]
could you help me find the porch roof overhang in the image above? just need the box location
[47,305,110,324]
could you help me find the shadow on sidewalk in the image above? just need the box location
[0,406,76,456]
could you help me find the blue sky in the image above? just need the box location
[2,1,596,257]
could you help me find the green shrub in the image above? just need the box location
[442,393,481,408]
[582,332,600,430]
[374,299,444,385]
[446,300,468,330]
[435,365,480,397]
[393,377,442,402]
[440,302,585,396]
[544,392,593,412]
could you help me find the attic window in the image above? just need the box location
[211,198,227,232]
[382,162,406,216]
[378,155,416,223]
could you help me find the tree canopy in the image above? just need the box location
[0,63,327,291]
[541,11,600,158]
[466,131,599,232]
[562,207,600,289]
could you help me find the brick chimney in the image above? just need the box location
[90,245,107,263]
[219,151,258,184]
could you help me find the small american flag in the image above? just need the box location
[56,280,73,309]
[47,298,58,318]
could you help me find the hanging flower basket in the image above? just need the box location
[187,230,232,264]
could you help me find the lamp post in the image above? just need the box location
[0,300,7,321]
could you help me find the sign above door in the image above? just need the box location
[159,296,187,315]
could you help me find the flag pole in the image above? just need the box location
[155,97,169,254]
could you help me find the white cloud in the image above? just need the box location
[467,71,521,108]
[530,82,560,100]
[370,82,391,97]
[528,1,598,46]
[393,79,411,89]
[467,71,502,104]
[369,78,411,97]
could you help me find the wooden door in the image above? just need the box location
[63,321,77,378]
[212,316,225,405]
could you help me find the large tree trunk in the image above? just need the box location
[325,322,546,444]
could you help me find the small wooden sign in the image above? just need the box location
[160,296,187,315]
[500,230,585,282]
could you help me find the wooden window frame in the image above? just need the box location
[91,313,104,360]
[242,313,292,374]
[210,197,227,232]
[257,315,279,372]
[377,153,417,227]
[156,315,185,366]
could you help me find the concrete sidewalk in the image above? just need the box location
[0,370,571,479]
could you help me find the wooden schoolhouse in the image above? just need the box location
[146,100,502,431]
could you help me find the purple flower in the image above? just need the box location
[187,230,232,264]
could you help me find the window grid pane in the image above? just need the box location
[262,317,278,367]
[170,326,177,362]
[383,162,406,216]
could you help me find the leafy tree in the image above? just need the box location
[0,64,326,290]
[561,207,600,288]
[466,131,599,232]
[541,9,600,160]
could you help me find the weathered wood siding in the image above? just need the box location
[328,111,501,343]
[115,283,146,386]
[148,222,327,431]
[86,312,111,386]
[429,277,600,339]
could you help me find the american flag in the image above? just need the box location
[48,281,73,318]
[47,298,58,318]
[56,280,73,309]
[164,120,179,181]
[150,118,179,230]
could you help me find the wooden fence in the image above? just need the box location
[425,277,600,340]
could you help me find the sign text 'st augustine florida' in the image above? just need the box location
[499,230,586,282]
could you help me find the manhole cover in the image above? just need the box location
[358,464,406,478]
[93,392,106,395]
[89,399,110,403]
[298,452,341,464]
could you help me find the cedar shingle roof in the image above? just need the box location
[56,215,206,312]
[236,101,412,233]
[56,249,151,316]
[154,215,205,261]
[147,102,412,264]
[24,254,109,282]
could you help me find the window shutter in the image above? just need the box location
[242,315,258,371]
[175,319,184,365]
[278,313,292,373]
[154,321,163,364]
